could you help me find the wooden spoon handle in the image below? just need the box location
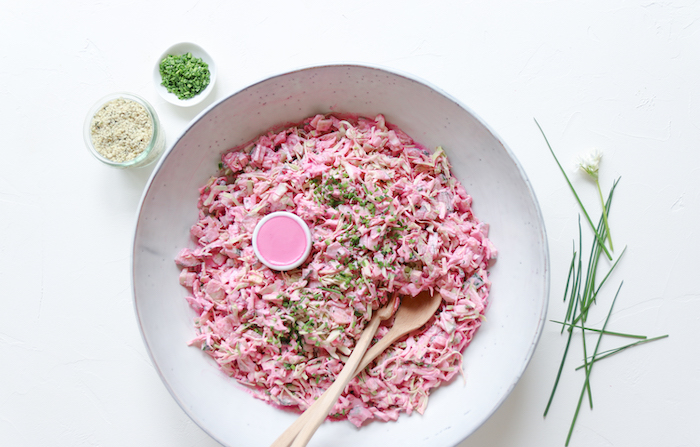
[355,325,405,374]
[288,315,382,447]
[268,407,312,447]
[270,317,391,447]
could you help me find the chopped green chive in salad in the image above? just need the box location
[159,52,210,100]
[175,114,496,426]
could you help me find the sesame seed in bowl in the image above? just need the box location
[84,92,166,169]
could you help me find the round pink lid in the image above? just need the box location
[252,212,312,271]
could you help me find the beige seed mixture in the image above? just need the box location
[90,98,153,163]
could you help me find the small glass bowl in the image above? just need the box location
[84,92,166,169]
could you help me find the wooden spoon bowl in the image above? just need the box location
[272,290,442,447]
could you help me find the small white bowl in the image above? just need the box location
[153,42,217,107]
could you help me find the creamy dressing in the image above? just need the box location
[175,114,496,426]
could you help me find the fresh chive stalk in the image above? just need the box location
[550,321,648,339]
[574,335,669,370]
[538,120,668,446]
[566,281,624,446]
[534,119,612,261]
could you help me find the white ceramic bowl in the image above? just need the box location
[153,42,217,107]
[133,64,549,447]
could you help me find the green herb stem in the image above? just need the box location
[545,221,583,416]
[565,281,623,446]
[563,246,577,303]
[578,292,593,409]
[543,290,579,417]
[595,178,614,252]
[535,119,612,261]
[574,335,669,370]
[561,246,578,334]
[539,118,667,446]
[550,321,648,339]
[564,221,584,328]
[573,180,622,327]
[575,245,626,326]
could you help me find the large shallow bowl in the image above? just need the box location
[132,64,549,447]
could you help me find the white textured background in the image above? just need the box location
[1,1,698,446]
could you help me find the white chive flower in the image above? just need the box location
[577,148,603,180]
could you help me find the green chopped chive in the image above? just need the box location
[159,52,211,100]
[318,286,342,295]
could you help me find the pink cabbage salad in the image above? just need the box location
[175,114,497,427]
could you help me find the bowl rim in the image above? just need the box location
[153,41,217,107]
[132,62,550,446]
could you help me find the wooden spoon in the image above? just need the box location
[288,297,396,447]
[271,290,442,447]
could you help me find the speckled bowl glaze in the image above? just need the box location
[132,64,549,447]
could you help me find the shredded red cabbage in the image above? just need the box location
[175,114,496,426]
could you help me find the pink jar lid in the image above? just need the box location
[252,212,312,271]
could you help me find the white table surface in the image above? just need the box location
[2,1,698,446]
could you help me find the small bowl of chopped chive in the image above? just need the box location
[154,42,217,107]
[84,92,166,169]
